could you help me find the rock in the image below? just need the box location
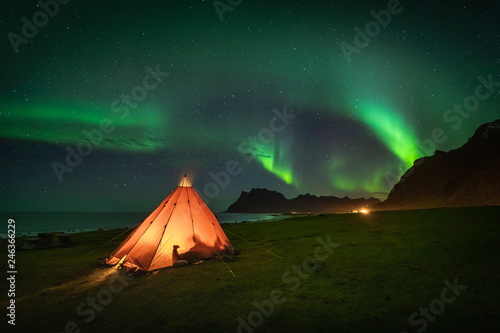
[377,119,500,210]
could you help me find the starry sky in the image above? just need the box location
[1,0,499,212]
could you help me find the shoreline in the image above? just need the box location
[0,212,288,239]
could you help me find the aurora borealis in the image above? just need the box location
[1,0,499,212]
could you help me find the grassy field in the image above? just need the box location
[4,207,500,332]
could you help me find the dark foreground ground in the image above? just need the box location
[3,206,500,332]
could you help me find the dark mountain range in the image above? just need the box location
[377,119,500,210]
[225,188,380,213]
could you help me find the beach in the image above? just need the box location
[3,207,500,332]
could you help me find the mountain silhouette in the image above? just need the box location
[378,119,500,210]
[226,188,380,213]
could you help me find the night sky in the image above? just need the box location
[1,1,499,212]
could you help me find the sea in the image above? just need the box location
[0,211,287,238]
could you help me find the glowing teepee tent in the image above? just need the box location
[106,174,234,272]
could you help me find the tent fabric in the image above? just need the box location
[106,175,234,271]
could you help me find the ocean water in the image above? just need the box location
[216,212,286,224]
[0,211,285,238]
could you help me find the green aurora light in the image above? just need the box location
[355,103,423,168]
[250,137,295,186]
[0,102,169,152]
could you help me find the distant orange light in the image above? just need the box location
[360,209,369,214]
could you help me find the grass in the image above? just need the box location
[3,206,500,332]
